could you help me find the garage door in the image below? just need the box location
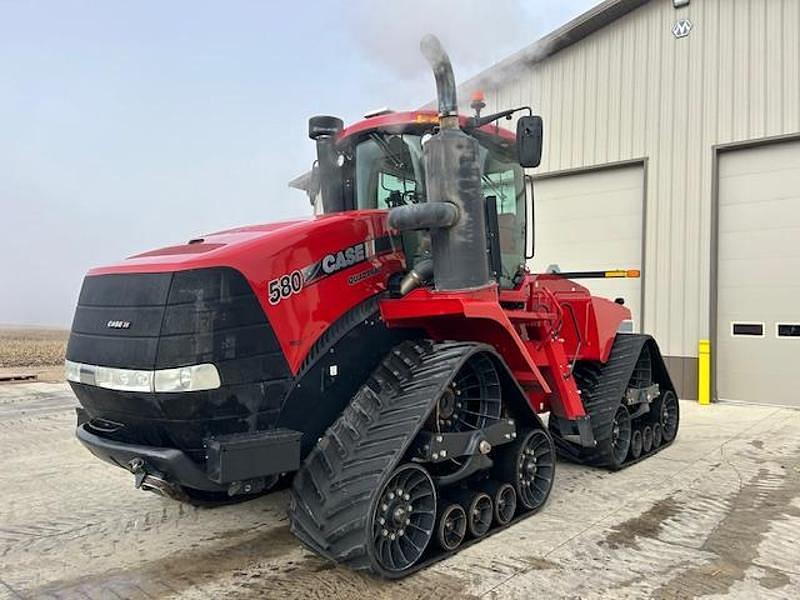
[529,164,645,330]
[717,139,800,406]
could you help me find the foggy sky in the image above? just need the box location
[1,0,597,327]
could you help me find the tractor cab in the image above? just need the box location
[303,110,541,289]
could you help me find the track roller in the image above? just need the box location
[453,491,493,538]
[495,429,555,511]
[642,425,653,454]
[630,429,643,459]
[436,503,467,551]
[653,422,663,448]
[483,481,517,525]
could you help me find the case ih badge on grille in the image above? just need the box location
[65,33,679,580]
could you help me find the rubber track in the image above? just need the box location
[288,339,487,576]
[552,333,677,469]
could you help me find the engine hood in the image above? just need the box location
[80,209,406,374]
[89,217,312,275]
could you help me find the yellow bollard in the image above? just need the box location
[698,339,711,405]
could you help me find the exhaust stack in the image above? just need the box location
[417,34,490,291]
[420,35,458,126]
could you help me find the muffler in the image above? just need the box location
[389,35,491,292]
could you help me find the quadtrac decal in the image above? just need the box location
[267,235,399,305]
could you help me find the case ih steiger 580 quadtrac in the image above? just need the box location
[66,35,679,577]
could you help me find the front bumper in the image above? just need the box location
[76,421,224,492]
[76,413,303,494]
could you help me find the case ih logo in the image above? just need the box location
[107,320,131,329]
[321,243,367,276]
[672,19,693,39]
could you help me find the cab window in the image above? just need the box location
[355,135,424,210]
[481,153,525,288]
[377,172,416,209]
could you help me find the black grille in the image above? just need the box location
[67,267,288,380]
[67,267,293,453]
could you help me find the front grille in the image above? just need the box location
[67,267,287,381]
[67,267,293,453]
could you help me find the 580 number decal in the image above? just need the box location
[268,270,304,305]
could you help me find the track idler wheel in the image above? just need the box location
[495,429,555,512]
[630,429,643,459]
[371,464,437,573]
[483,481,517,525]
[642,425,654,453]
[436,503,467,551]
[658,390,680,443]
[652,423,663,448]
[609,406,632,467]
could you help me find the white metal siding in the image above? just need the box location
[531,164,644,329]
[716,140,800,406]
[468,0,800,359]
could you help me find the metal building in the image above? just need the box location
[458,0,800,404]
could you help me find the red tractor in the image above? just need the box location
[66,35,679,577]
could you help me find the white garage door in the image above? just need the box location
[717,140,800,406]
[529,164,645,330]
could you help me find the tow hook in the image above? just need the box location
[127,457,188,502]
[127,457,148,489]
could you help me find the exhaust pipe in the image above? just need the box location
[420,34,458,127]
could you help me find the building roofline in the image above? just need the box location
[454,0,651,95]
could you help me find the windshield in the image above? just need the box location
[354,132,525,287]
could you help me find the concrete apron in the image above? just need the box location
[1,385,798,599]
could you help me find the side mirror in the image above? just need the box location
[524,175,534,259]
[517,115,543,168]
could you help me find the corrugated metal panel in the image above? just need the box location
[468,0,800,358]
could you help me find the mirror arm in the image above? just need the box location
[465,106,532,130]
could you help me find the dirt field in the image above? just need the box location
[0,326,67,382]
[1,383,799,599]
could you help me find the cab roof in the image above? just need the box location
[336,110,516,145]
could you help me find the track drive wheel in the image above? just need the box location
[436,503,467,551]
[495,429,555,512]
[371,464,437,573]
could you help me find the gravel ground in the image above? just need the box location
[1,384,799,599]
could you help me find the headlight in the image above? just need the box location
[153,364,221,393]
[92,365,153,392]
[65,359,81,383]
[65,360,220,393]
